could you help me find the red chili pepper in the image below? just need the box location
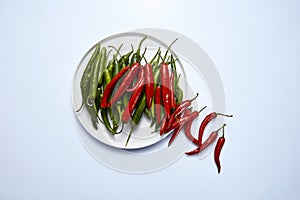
[144,63,154,109]
[100,66,130,108]
[122,82,144,123]
[198,112,232,150]
[160,63,171,119]
[126,68,144,92]
[155,85,162,125]
[160,94,200,135]
[168,109,190,146]
[170,71,176,109]
[185,124,226,155]
[184,112,199,145]
[164,111,199,132]
[214,125,226,173]
[108,62,141,107]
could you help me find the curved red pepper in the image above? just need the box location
[186,124,226,155]
[144,64,154,109]
[198,112,217,149]
[198,112,232,150]
[165,111,199,132]
[168,109,190,146]
[100,66,130,108]
[108,62,140,107]
[163,93,199,133]
[160,63,171,119]
[122,82,144,123]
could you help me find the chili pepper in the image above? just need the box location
[164,93,199,132]
[144,63,154,108]
[112,54,121,77]
[185,124,226,155]
[98,47,107,84]
[174,93,198,115]
[122,83,144,123]
[160,63,171,119]
[108,62,141,107]
[119,50,133,68]
[170,71,176,110]
[103,68,112,88]
[176,87,183,105]
[168,109,190,146]
[77,43,100,112]
[100,108,123,134]
[125,94,146,146]
[155,85,162,125]
[87,48,103,104]
[164,106,206,133]
[164,110,199,133]
[149,65,161,117]
[100,65,130,108]
[126,68,144,92]
[84,50,104,124]
[182,110,198,144]
[214,125,227,173]
[103,66,120,128]
[198,112,233,150]
[160,94,200,135]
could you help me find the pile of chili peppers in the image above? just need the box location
[76,37,233,173]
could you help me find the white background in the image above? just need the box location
[1,0,299,199]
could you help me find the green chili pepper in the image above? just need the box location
[113,54,121,77]
[149,65,161,118]
[98,47,107,85]
[103,68,112,88]
[125,94,146,146]
[88,50,102,103]
[100,109,122,134]
[76,44,100,112]
[119,50,133,68]
[176,87,183,104]
[99,82,122,134]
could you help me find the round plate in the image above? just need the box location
[72,32,190,149]
[72,28,225,173]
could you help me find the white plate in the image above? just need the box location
[72,32,190,149]
[72,28,226,173]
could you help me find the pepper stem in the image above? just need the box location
[137,36,147,54]
[216,113,233,118]
[138,47,147,63]
[163,38,178,62]
[221,124,226,138]
[150,48,161,64]
[108,44,123,58]
[190,93,199,102]
[198,105,207,113]
[215,123,227,134]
